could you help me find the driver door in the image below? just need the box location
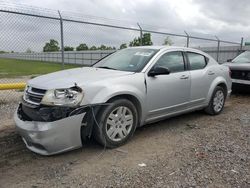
[145,51,191,122]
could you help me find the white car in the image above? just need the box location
[14,46,232,155]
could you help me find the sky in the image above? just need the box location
[0,0,249,52]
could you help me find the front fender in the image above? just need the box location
[89,84,146,125]
[92,84,145,104]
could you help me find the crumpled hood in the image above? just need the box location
[28,67,134,89]
[223,63,250,71]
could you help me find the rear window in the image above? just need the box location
[187,52,207,70]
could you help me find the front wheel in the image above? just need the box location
[205,86,226,115]
[94,98,138,148]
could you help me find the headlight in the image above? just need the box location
[41,86,84,107]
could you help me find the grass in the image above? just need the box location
[0,58,81,78]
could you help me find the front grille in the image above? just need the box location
[23,86,47,105]
[231,70,250,81]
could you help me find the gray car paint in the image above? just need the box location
[224,62,250,85]
[14,110,86,155]
[14,46,232,155]
[224,63,250,71]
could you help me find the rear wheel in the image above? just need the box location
[205,86,226,115]
[94,98,138,148]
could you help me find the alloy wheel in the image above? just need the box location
[213,90,225,112]
[105,106,134,142]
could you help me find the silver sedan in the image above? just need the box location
[15,46,232,155]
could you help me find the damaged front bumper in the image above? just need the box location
[14,103,93,156]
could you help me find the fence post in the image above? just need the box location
[240,37,244,53]
[184,31,189,47]
[58,10,65,69]
[215,36,220,62]
[137,23,143,46]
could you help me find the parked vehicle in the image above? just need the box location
[224,51,250,91]
[14,46,232,155]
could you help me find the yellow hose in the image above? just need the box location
[0,83,26,90]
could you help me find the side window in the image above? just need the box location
[154,51,185,73]
[187,52,207,70]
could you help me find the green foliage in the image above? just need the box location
[120,43,127,49]
[64,46,74,51]
[97,45,116,50]
[142,33,153,46]
[98,44,107,50]
[0,58,80,78]
[129,37,140,47]
[43,39,60,52]
[129,33,153,47]
[89,46,97,50]
[0,51,7,54]
[163,37,173,46]
[76,43,88,51]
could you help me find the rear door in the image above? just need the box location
[185,51,216,106]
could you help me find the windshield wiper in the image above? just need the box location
[97,66,118,70]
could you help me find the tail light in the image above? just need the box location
[229,68,232,78]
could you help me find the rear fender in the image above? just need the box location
[206,76,228,104]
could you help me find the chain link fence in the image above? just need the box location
[0,1,244,106]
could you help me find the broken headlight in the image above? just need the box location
[41,86,84,107]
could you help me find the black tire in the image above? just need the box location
[93,98,138,148]
[205,86,226,115]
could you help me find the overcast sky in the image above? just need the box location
[1,0,249,52]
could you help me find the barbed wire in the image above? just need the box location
[0,1,242,44]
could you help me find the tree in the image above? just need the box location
[98,44,107,50]
[89,46,97,50]
[105,46,114,50]
[129,33,153,47]
[129,37,140,47]
[76,43,88,51]
[163,36,173,46]
[43,39,60,52]
[142,33,153,46]
[64,46,74,51]
[120,43,127,49]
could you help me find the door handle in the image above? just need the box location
[180,75,189,79]
[208,71,215,75]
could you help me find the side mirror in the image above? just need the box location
[226,59,232,62]
[148,66,170,77]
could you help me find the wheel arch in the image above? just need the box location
[217,82,227,95]
[206,77,228,104]
[105,94,142,127]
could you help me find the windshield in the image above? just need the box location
[93,48,159,72]
[232,51,250,63]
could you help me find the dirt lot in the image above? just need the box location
[0,94,249,187]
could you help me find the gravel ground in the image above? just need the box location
[0,77,29,130]
[0,94,249,187]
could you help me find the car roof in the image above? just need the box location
[129,45,195,51]
[130,45,211,56]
